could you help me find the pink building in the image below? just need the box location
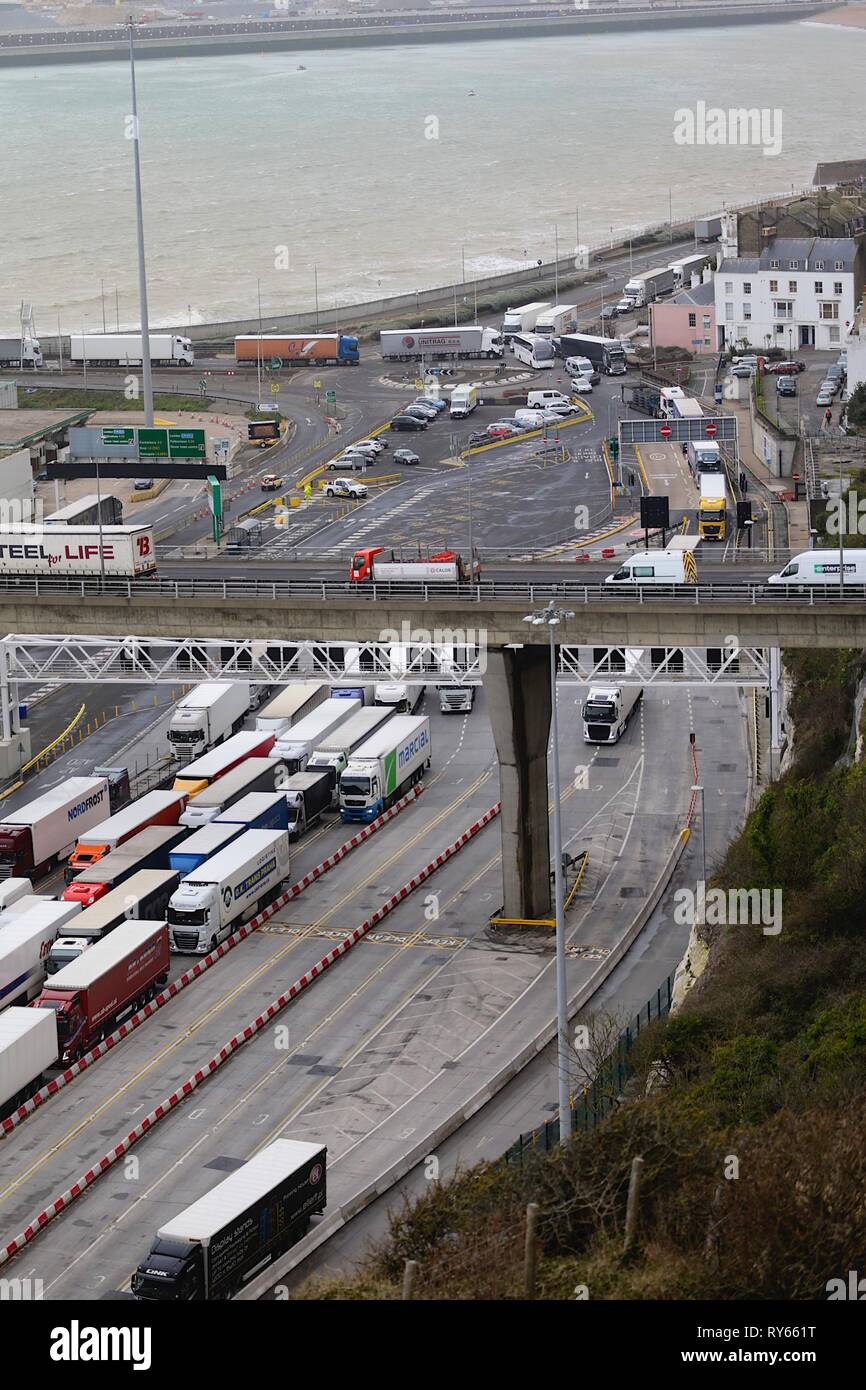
[649,282,716,354]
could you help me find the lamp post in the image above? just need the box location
[127,19,154,428]
[523,599,575,1143]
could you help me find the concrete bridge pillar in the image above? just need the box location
[486,645,552,921]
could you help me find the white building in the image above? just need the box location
[713,237,860,353]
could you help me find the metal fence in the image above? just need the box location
[501,972,675,1165]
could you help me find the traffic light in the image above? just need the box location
[737,500,753,528]
[608,436,619,460]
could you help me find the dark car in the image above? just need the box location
[390,415,426,432]
[776,377,797,396]
[600,305,617,323]
[772,360,806,375]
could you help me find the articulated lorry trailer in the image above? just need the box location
[0,1008,58,1121]
[63,824,187,907]
[272,698,362,774]
[65,790,189,880]
[350,545,476,584]
[168,823,241,878]
[0,524,156,578]
[0,903,82,1008]
[379,327,503,361]
[0,777,110,881]
[132,1138,326,1301]
[305,705,395,792]
[68,333,194,366]
[695,215,722,242]
[45,494,123,528]
[501,302,551,340]
[582,686,643,744]
[280,772,332,841]
[214,791,289,836]
[623,266,676,308]
[168,828,291,953]
[48,869,181,974]
[255,683,329,737]
[35,920,170,1062]
[179,757,287,828]
[167,681,252,762]
[234,333,359,365]
[172,730,276,799]
[0,337,42,368]
[555,333,626,376]
[340,715,431,822]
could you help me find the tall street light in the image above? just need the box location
[524,599,575,1142]
[127,19,154,427]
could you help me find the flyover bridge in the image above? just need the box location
[0,575,864,647]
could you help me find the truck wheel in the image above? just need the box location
[209,935,218,953]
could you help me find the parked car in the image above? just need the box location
[820,378,840,396]
[485,422,514,438]
[414,397,446,412]
[404,402,439,420]
[600,305,618,323]
[569,377,593,394]
[826,365,844,383]
[776,377,797,397]
[393,448,421,466]
[327,451,369,470]
[390,415,427,432]
[260,474,283,490]
[324,478,368,499]
[731,363,755,378]
[772,359,806,374]
[816,387,835,406]
[353,438,386,453]
[134,478,154,490]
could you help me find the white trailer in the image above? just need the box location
[0,1008,58,1118]
[305,705,395,789]
[68,333,194,366]
[0,903,81,1008]
[669,252,714,288]
[255,682,329,736]
[0,337,42,367]
[272,698,362,774]
[340,715,431,822]
[167,681,251,761]
[179,758,286,828]
[534,304,578,336]
[623,267,676,307]
[0,776,109,880]
[379,327,503,361]
[501,302,551,340]
[0,524,156,578]
[168,828,291,953]
[582,686,643,744]
[0,878,34,912]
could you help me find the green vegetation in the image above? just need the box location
[16,388,210,412]
[297,649,866,1300]
[847,383,866,432]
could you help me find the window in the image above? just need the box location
[743,282,751,294]
[788,261,798,270]
[688,313,696,327]
[770,259,780,269]
[743,306,752,320]
[724,281,733,294]
[725,303,734,322]
[829,326,841,343]
[819,302,839,320]
[788,280,797,293]
[703,315,711,329]
[814,281,823,294]
[703,337,712,347]
[769,279,778,293]
[835,260,844,271]
[815,260,825,271]
[834,282,843,296]
[773,301,793,320]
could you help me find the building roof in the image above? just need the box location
[671,281,715,307]
[813,159,866,187]
[719,237,857,275]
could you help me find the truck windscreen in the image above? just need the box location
[583,703,614,723]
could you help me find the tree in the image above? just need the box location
[846,383,866,430]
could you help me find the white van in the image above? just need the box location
[527,389,572,411]
[605,550,693,585]
[768,549,866,585]
[514,408,545,429]
[565,356,599,385]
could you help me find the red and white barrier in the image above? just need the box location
[0,787,423,1140]
[0,797,499,1267]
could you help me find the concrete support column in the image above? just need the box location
[769,646,783,776]
[486,645,552,920]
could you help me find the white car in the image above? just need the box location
[324,477,368,499]
[568,378,592,395]
[353,438,385,454]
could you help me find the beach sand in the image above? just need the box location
[811,3,866,28]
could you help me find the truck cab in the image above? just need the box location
[349,546,382,582]
[46,937,88,976]
[132,1239,203,1301]
[34,986,87,1056]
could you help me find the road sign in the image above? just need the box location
[100,426,135,446]
[207,474,222,544]
[313,379,323,390]
[270,383,280,394]
[168,428,207,459]
[271,357,282,370]
[325,389,337,405]
[137,428,169,458]
[705,423,717,437]
[660,424,672,438]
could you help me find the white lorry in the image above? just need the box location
[501,302,551,341]
[254,683,329,737]
[582,686,643,744]
[534,304,578,336]
[623,267,676,308]
[449,384,478,419]
[349,545,475,584]
[168,828,291,953]
[439,685,476,713]
[0,902,82,1008]
[271,698,361,774]
[379,327,503,361]
[0,776,110,880]
[167,681,251,761]
[339,715,431,822]
[0,1008,58,1120]
[0,337,43,368]
[68,333,194,366]
[305,705,395,793]
[687,439,722,474]
[0,524,156,579]
[373,682,425,715]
